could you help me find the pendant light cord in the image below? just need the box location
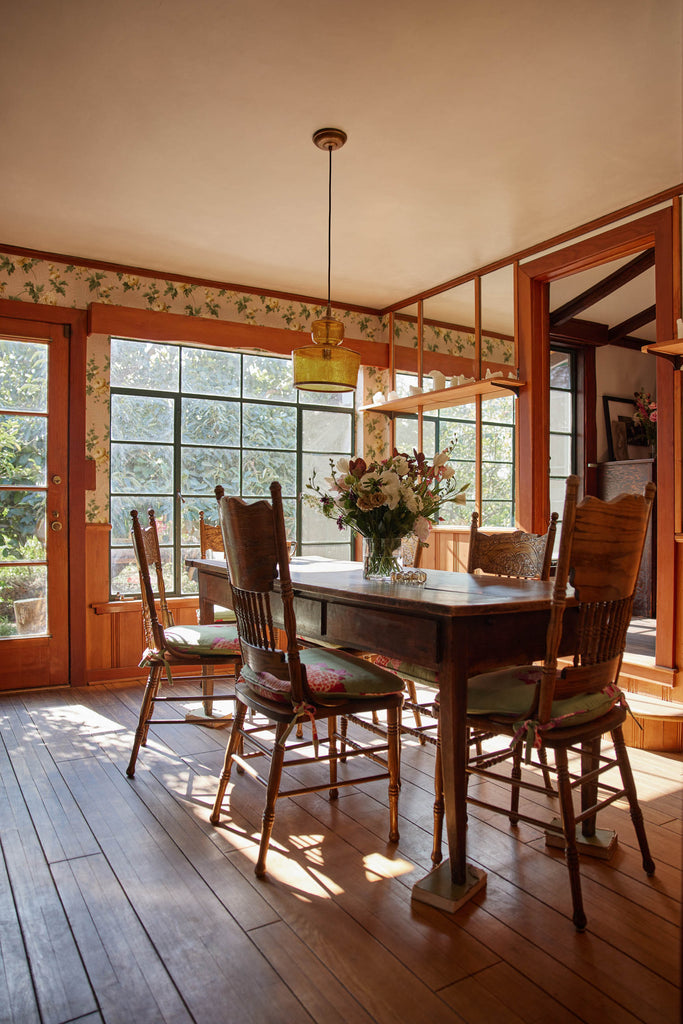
[326,144,332,318]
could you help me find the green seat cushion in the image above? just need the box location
[464,664,622,730]
[371,654,438,687]
[164,623,241,656]
[242,647,405,705]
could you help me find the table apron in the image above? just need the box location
[273,593,555,675]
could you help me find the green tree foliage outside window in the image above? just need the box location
[109,340,354,597]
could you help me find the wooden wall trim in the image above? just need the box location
[517,208,678,671]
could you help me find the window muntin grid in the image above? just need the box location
[109,339,354,597]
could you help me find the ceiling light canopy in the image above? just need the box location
[292,128,360,393]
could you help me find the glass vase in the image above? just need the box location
[362,535,403,581]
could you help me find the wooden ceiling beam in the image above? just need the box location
[549,318,609,345]
[549,248,655,327]
[607,304,656,344]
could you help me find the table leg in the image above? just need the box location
[412,624,487,911]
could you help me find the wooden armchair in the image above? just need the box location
[126,507,242,777]
[433,476,656,930]
[210,481,404,878]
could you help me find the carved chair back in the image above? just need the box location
[218,481,306,706]
[467,511,558,580]
[130,507,173,651]
[537,475,655,723]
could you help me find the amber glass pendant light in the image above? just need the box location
[292,128,361,392]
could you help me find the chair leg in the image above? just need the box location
[509,741,523,825]
[555,747,587,932]
[210,701,247,823]
[126,664,163,778]
[580,737,601,840]
[537,745,555,795]
[255,722,288,878]
[405,679,425,742]
[328,714,339,800]
[339,714,348,762]
[386,705,400,843]
[431,730,444,864]
[202,664,215,717]
[612,725,655,876]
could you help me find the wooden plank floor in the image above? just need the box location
[0,681,680,1024]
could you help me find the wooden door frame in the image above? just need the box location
[0,299,88,685]
[516,207,676,668]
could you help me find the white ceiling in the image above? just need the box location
[1,0,681,332]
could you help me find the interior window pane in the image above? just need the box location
[0,564,47,636]
[482,424,513,462]
[243,403,296,449]
[111,495,174,546]
[110,339,179,391]
[0,414,47,485]
[550,390,572,432]
[302,409,351,451]
[110,442,174,493]
[0,339,47,412]
[182,348,241,397]
[550,433,572,476]
[480,501,515,527]
[482,395,515,425]
[0,490,46,560]
[182,397,240,446]
[242,449,296,495]
[242,354,295,402]
[181,446,240,496]
[482,461,513,499]
[550,352,572,389]
[111,394,174,442]
[394,417,436,456]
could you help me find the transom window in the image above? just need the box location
[393,373,516,527]
[109,339,354,597]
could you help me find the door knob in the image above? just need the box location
[50,521,63,531]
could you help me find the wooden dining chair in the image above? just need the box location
[126,507,242,777]
[372,512,559,746]
[210,481,404,878]
[197,489,237,625]
[432,475,656,930]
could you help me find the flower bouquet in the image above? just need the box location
[304,448,469,579]
[632,388,657,451]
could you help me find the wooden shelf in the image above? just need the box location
[642,338,683,367]
[358,378,525,414]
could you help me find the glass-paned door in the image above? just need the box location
[0,319,69,688]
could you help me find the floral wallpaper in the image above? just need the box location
[0,250,515,524]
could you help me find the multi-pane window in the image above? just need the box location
[109,339,354,597]
[393,373,515,527]
[549,347,576,523]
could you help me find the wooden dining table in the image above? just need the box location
[186,554,568,912]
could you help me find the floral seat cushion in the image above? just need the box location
[242,647,405,704]
[164,623,241,656]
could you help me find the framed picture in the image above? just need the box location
[603,395,636,461]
